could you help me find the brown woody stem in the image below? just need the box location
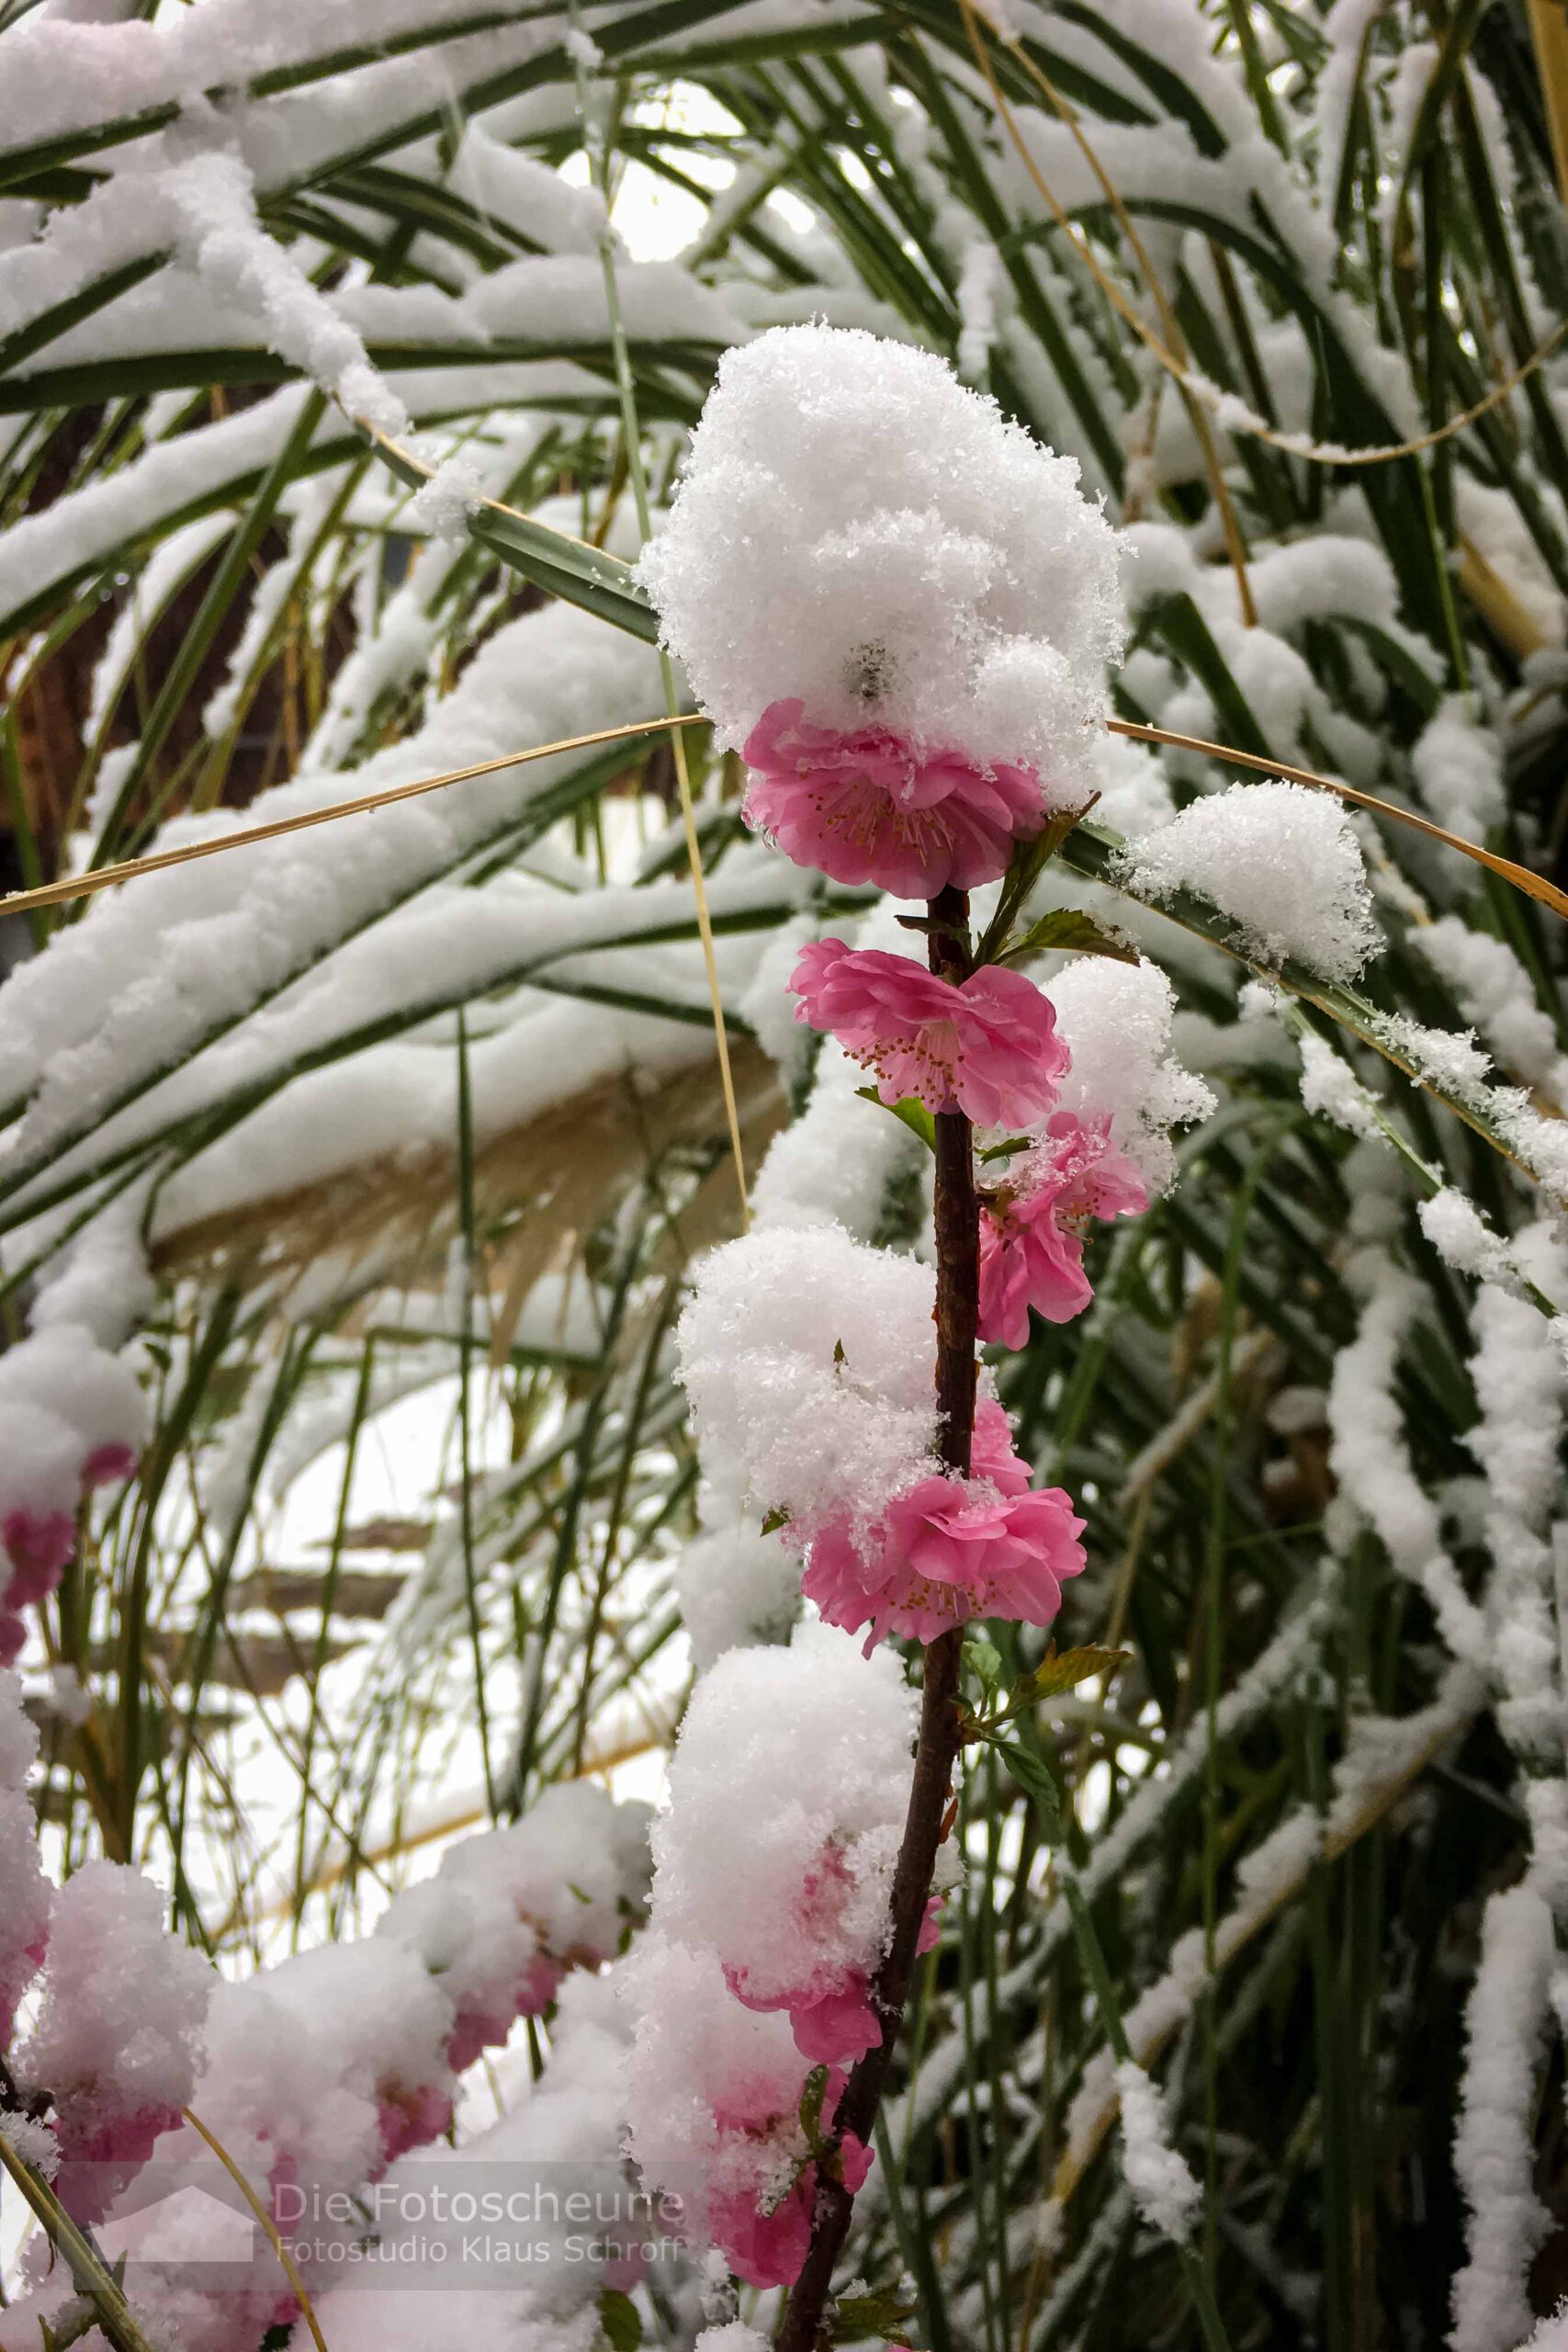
[775,885,977,2352]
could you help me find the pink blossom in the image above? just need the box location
[377,2082,454,2165]
[804,1402,1085,1651]
[710,2067,872,2290]
[790,940,1069,1131]
[82,1442,138,1491]
[742,699,1044,899]
[725,1840,945,2067]
[978,1113,1147,1350]
[1,1510,74,1611]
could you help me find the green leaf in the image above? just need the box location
[991,1736,1069,1833]
[798,2062,831,2156]
[760,1504,791,1536]
[367,431,660,641]
[1023,1643,1132,1699]
[974,800,1098,965]
[830,2285,920,2345]
[597,2289,643,2352]
[964,1627,1005,1691]
[997,907,1140,967]
[854,1087,937,1152]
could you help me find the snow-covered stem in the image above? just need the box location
[775,885,977,2352]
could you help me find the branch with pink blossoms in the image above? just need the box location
[774,883,983,2352]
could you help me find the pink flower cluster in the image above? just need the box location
[712,2066,872,2290]
[804,1400,1086,1652]
[744,699,1045,900]
[978,1113,1148,1349]
[724,1838,943,2067]
[791,938,1069,1129]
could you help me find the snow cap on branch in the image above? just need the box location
[1046,958,1215,1193]
[676,1222,938,1538]
[649,1623,924,2064]
[639,323,1123,893]
[1122,780,1380,981]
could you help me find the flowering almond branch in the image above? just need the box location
[774,881,979,2352]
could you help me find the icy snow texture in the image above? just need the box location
[649,1623,916,2009]
[676,1222,938,1535]
[1467,1265,1568,1757]
[1045,958,1215,1194]
[1114,2061,1201,2243]
[1298,1032,1382,1140]
[1123,781,1381,981]
[639,323,1123,782]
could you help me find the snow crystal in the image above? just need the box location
[676,1222,937,1535]
[1114,2061,1201,2243]
[1122,781,1381,982]
[1410,696,1506,840]
[649,1623,916,2007]
[694,2331,770,2352]
[1046,958,1215,1193]
[639,322,1123,783]
[0,2111,59,2182]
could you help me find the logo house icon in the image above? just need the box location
[96,2183,258,2268]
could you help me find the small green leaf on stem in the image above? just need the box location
[598,2288,644,2352]
[995,907,1139,968]
[830,2285,920,2345]
[854,1087,937,1152]
[1024,1643,1132,1699]
[798,2062,831,2157]
[761,1504,792,1536]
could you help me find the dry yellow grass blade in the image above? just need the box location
[955,0,1258,624]
[1107,715,1568,923]
[6,708,1562,935]
[1529,0,1568,209]
[964,0,1568,469]
[0,715,699,919]
[182,2107,330,2352]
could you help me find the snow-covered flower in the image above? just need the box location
[742,697,1044,899]
[978,1112,1148,1348]
[790,940,1070,1130]
[638,322,1122,804]
[803,1400,1086,1648]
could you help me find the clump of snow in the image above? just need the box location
[1045,958,1215,1193]
[674,1512,802,1671]
[1114,2061,1201,2242]
[1122,780,1381,981]
[676,1223,938,1536]
[1416,917,1568,1098]
[404,454,486,543]
[17,1862,211,2177]
[639,322,1123,786]
[1298,1032,1382,1140]
[1418,1191,1520,1292]
[649,1623,917,2013]
[1410,695,1506,839]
